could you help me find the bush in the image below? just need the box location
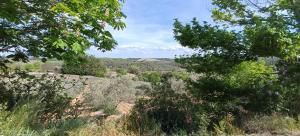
[241,114,300,134]
[166,71,190,81]
[127,78,208,135]
[128,65,140,75]
[0,69,86,135]
[277,61,300,117]
[186,61,283,129]
[116,68,127,76]
[83,78,151,115]
[225,61,282,113]
[0,103,88,136]
[61,56,107,77]
[214,114,244,135]
[139,72,161,84]
[283,86,300,117]
[0,70,75,122]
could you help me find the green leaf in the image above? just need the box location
[72,42,83,54]
[53,39,67,49]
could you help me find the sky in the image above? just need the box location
[88,0,214,58]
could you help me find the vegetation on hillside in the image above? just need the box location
[1,0,300,135]
[61,56,107,77]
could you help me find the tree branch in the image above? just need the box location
[0,46,14,52]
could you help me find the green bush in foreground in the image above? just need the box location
[185,61,283,128]
[128,78,209,135]
[0,103,89,136]
[173,0,300,131]
[61,56,107,77]
[0,71,73,120]
[0,70,84,135]
[139,72,161,84]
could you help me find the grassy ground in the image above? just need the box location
[0,72,150,136]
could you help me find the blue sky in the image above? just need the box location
[89,0,214,58]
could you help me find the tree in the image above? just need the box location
[173,0,300,121]
[0,0,126,70]
[61,55,107,77]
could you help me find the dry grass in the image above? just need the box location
[241,114,300,134]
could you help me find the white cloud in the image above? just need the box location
[87,0,212,58]
[88,19,195,58]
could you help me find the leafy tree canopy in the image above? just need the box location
[174,0,300,74]
[0,0,126,69]
[173,0,300,119]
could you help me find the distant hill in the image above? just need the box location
[137,58,160,62]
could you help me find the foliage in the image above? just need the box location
[173,1,300,131]
[0,0,126,68]
[128,65,140,75]
[128,78,208,135]
[83,77,150,115]
[174,18,253,74]
[7,61,42,72]
[61,56,107,77]
[214,114,244,135]
[125,111,165,136]
[139,71,162,84]
[282,84,300,117]
[100,58,182,72]
[9,58,183,74]
[185,61,283,130]
[226,61,282,113]
[165,71,190,81]
[116,68,127,76]
[0,103,94,136]
[210,0,300,116]
[0,104,40,136]
[241,114,300,134]
[0,70,79,122]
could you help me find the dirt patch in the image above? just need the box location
[117,101,134,115]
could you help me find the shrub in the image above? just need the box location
[0,68,92,135]
[139,72,161,84]
[224,61,282,113]
[116,68,127,76]
[185,61,283,129]
[0,103,88,136]
[283,86,300,117]
[214,114,244,135]
[167,71,190,81]
[128,65,140,75]
[241,114,300,134]
[127,78,208,135]
[277,61,300,117]
[0,104,40,136]
[125,110,164,136]
[61,56,107,77]
[0,70,75,122]
[83,78,151,115]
